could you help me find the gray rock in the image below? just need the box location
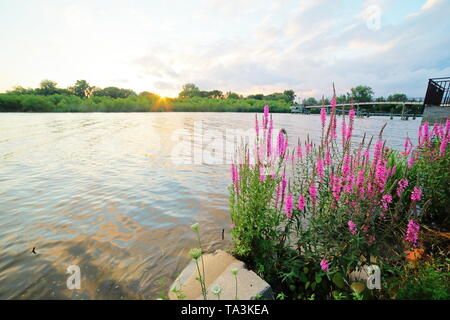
[169,250,274,300]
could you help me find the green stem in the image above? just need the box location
[195,260,207,300]
[196,232,206,288]
[234,275,238,300]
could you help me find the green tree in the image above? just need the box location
[36,80,59,95]
[94,86,136,98]
[387,93,408,102]
[265,93,288,101]
[302,97,318,106]
[34,80,70,96]
[336,94,348,104]
[225,92,239,99]
[69,80,93,98]
[349,85,374,102]
[283,90,296,104]
[179,83,201,98]
[7,86,34,95]
[21,95,54,112]
[248,94,264,100]
[139,91,160,99]
[208,90,224,99]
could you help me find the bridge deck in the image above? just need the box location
[301,101,423,109]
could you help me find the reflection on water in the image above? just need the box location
[0,112,420,299]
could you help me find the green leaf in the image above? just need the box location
[332,272,345,289]
[299,272,308,283]
[315,273,322,284]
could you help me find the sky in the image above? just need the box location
[0,0,449,100]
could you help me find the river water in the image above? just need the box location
[0,112,420,299]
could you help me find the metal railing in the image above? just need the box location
[295,101,423,110]
[424,77,450,107]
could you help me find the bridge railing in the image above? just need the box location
[424,77,450,107]
[294,101,423,110]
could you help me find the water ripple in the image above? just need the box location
[0,112,420,299]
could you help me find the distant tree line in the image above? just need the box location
[8,79,138,99]
[178,83,296,104]
[1,81,421,114]
[0,80,293,113]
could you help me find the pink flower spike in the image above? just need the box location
[276,185,281,203]
[305,143,311,155]
[325,150,331,165]
[396,178,409,197]
[277,175,287,204]
[356,170,365,187]
[320,259,330,272]
[331,116,337,139]
[259,165,265,182]
[381,194,392,210]
[285,194,293,218]
[440,136,448,156]
[342,156,351,176]
[348,220,357,235]
[297,195,305,211]
[231,163,239,194]
[331,95,336,107]
[267,125,272,157]
[423,122,430,145]
[349,109,356,124]
[411,186,422,201]
[296,144,303,158]
[316,158,324,178]
[320,108,327,128]
[405,220,420,247]
[277,131,286,157]
[418,125,423,146]
[341,118,347,142]
[408,155,415,168]
[309,183,317,204]
[263,105,269,129]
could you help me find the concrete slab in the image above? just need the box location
[202,261,274,300]
[169,250,274,300]
[422,106,450,124]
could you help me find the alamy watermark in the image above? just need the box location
[66,265,81,290]
[366,265,381,290]
[365,5,381,31]
[170,120,277,166]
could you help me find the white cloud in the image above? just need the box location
[1,0,449,99]
[421,0,442,10]
[171,0,450,99]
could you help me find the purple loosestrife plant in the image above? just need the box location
[405,220,420,247]
[229,90,448,299]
